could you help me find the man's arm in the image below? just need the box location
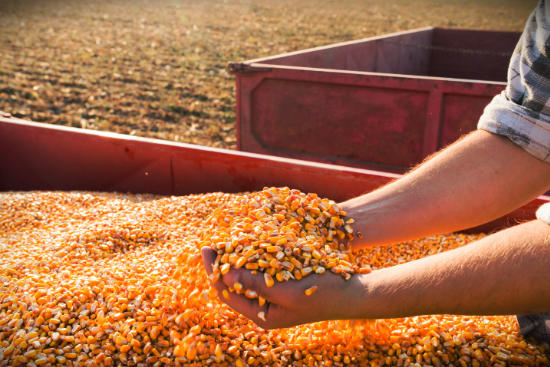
[202,129,550,329]
[203,219,550,329]
[355,219,550,319]
[343,129,550,248]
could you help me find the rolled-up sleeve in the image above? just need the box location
[478,0,550,163]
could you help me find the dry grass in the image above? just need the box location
[0,0,537,149]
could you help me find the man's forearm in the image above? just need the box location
[341,130,550,248]
[352,220,550,319]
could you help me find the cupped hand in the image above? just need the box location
[201,247,364,329]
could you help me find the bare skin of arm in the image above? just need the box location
[202,130,550,329]
[343,129,550,248]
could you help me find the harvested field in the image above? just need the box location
[0,0,537,148]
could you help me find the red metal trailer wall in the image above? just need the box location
[0,117,396,202]
[231,27,521,173]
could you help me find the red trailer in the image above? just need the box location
[0,116,545,234]
[230,27,521,173]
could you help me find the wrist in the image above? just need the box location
[340,200,383,249]
[340,272,376,320]
[349,270,403,320]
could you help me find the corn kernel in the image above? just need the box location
[233,282,243,293]
[264,273,274,287]
[220,263,231,275]
[304,285,318,296]
[244,289,258,299]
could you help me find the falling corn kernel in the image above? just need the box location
[244,289,258,299]
[264,272,275,287]
[304,285,318,296]
[233,281,243,293]
[220,263,231,275]
[257,311,266,322]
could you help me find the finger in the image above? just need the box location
[221,268,267,293]
[221,268,292,304]
[217,272,305,329]
[220,292,309,330]
[202,247,269,322]
[260,302,312,330]
[221,267,325,307]
[201,246,228,296]
[201,246,217,276]
[221,293,268,324]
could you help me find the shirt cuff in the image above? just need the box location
[478,92,550,163]
[536,202,550,224]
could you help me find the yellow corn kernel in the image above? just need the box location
[222,289,230,300]
[215,343,223,361]
[233,282,243,293]
[186,344,197,360]
[173,343,186,357]
[258,296,266,307]
[244,289,258,299]
[266,245,281,253]
[235,257,247,268]
[220,263,231,275]
[264,273,274,287]
[304,285,318,296]
[358,266,372,274]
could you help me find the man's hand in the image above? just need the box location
[199,131,550,328]
[201,247,363,329]
[204,220,550,327]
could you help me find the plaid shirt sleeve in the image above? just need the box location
[478,0,550,163]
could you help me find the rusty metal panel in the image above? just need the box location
[247,28,434,75]
[249,77,430,171]
[232,27,521,173]
[0,117,397,202]
[0,117,547,233]
[429,28,518,81]
[438,93,494,149]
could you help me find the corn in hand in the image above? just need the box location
[201,187,367,298]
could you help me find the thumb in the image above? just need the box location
[201,246,218,276]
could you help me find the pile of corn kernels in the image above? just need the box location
[0,190,548,366]
[200,187,369,309]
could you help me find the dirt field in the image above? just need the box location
[0,0,537,149]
